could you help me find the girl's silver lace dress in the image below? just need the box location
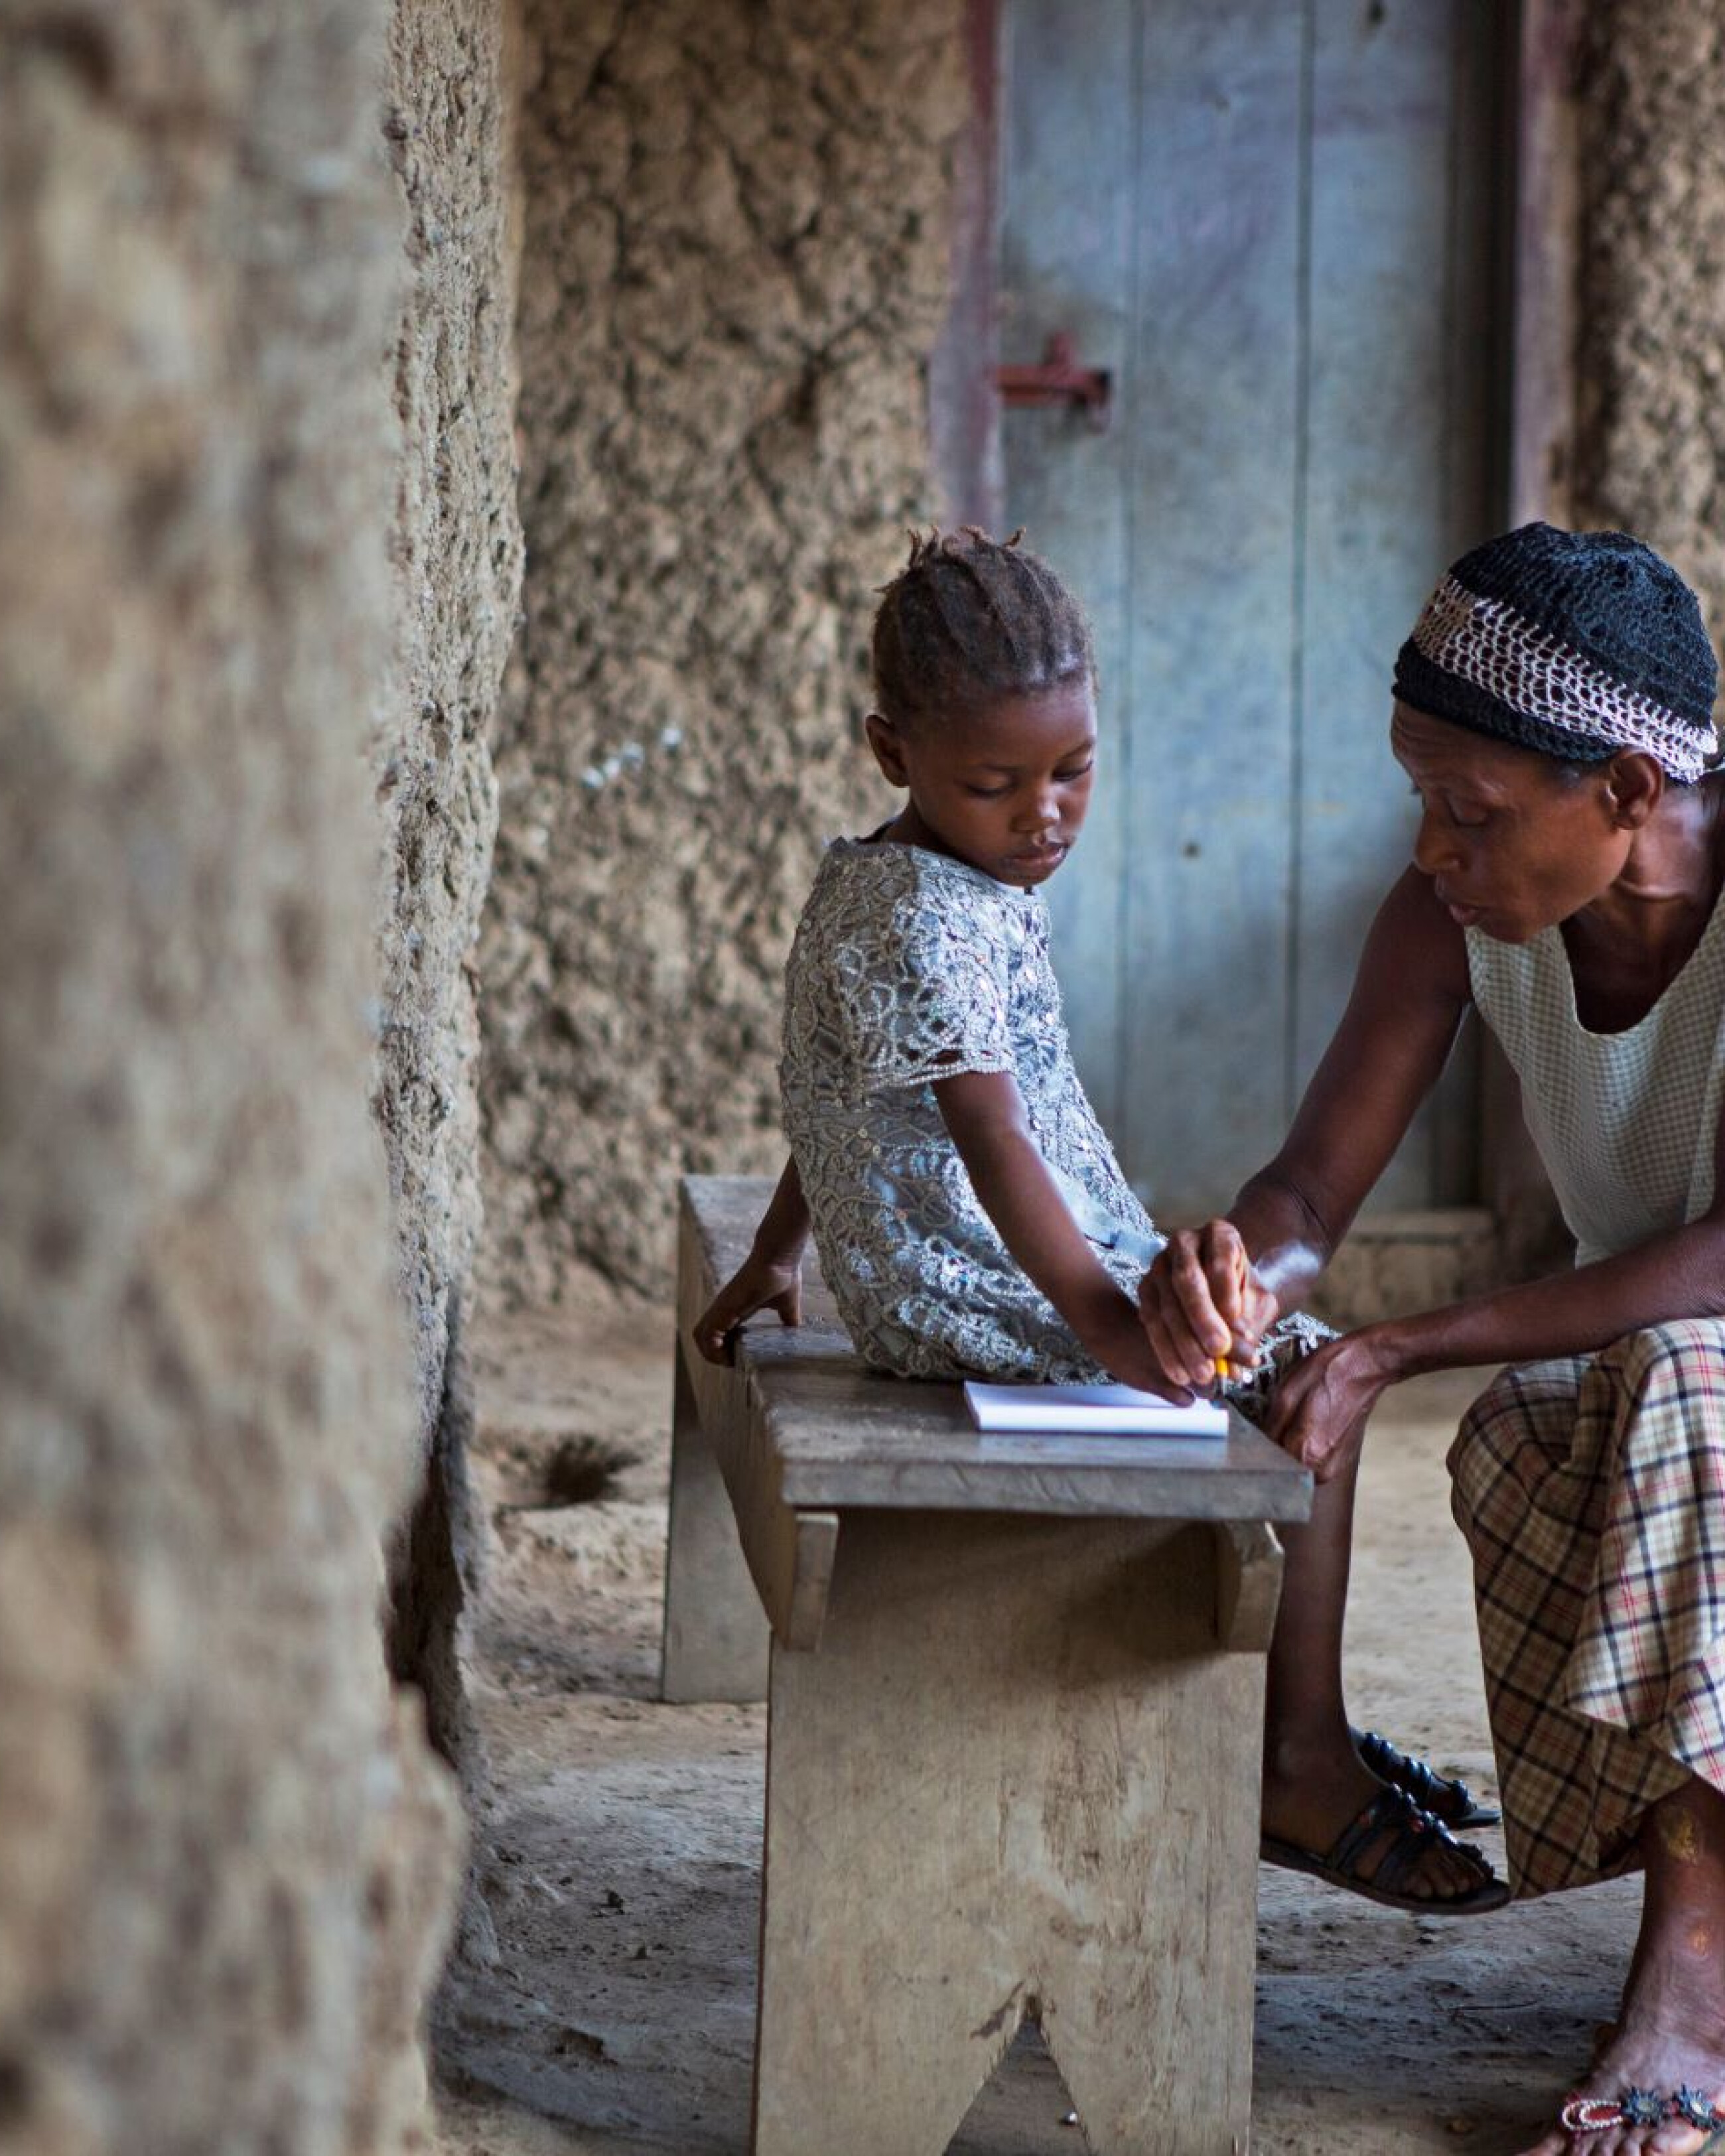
[780,838,1163,1382]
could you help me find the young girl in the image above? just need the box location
[697,527,1191,1389]
[693,527,1503,1913]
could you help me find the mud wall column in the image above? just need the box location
[1576,4,1725,626]
[0,5,482,2148]
[376,0,525,1805]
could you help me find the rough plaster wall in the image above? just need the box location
[377,0,524,1781]
[481,0,968,1297]
[0,7,460,2152]
[1576,3,1725,649]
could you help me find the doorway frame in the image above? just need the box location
[930,0,1580,1256]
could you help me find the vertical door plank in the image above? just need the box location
[1432,5,1512,1205]
[999,0,1137,1146]
[1118,3,1309,1215]
[1297,0,1502,1209]
[1298,0,1456,1211]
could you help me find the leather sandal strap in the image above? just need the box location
[1357,1727,1476,1816]
[1326,1787,1423,1884]
[1362,1793,1443,1899]
[1322,1786,1489,1900]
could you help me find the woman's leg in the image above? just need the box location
[1263,1457,1359,1810]
[1236,1318,1501,1901]
[1517,1775,1725,2156]
[1260,1447,1493,1899]
[1453,1325,1725,2151]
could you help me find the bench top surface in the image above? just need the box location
[683,1176,1313,1524]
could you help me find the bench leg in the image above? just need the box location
[659,1345,771,1704]
[752,1511,1271,2156]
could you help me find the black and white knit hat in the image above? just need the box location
[1393,523,1720,782]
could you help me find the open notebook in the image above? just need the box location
[963,1381,1228,1440]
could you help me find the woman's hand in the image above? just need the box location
[691,1252,803,1365]
[1138,1221,1280,1392]
[1265,1329,1397,1481]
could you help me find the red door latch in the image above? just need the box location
[996,332,1111,432]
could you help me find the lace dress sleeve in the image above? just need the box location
[842,872,1014,1096]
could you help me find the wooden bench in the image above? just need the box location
[660,1175,1312,2156]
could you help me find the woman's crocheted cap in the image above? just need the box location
[1393,523,1720,782]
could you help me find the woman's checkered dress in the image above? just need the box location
[1449,911,1725,1895]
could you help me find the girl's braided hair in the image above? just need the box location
[871,527,1095,728]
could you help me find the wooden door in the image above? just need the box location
[995,0,1509,1219]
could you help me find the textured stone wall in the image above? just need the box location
[377,0,524,1786]
[480,0,968,1297]
[0,3,498,2147]
[1576,3,1725,639]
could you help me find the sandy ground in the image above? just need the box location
[432,1300,1641,2156]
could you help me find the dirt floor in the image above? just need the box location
[431,1298,1642,2156]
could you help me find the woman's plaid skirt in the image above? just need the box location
[1448,1321,1725,1896]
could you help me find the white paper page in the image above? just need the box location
[963,1381,1227,1438]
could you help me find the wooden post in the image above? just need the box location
[1509,0,1582,533]
[929,0,1003,529]
[659,1342,771,1704]
[1212,1518,1284,1654]
[1481,0,1583,1267]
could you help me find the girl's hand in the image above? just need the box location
[1077,1290,1199,1402]
[1265,1329,1395,1482]
[691,1253,803,1365]
[1138,1221,1279,1392]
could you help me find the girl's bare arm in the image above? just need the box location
[690,1156,809,1363]
[934,1067,1181,1394]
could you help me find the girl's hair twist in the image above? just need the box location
[871,526,1095,728]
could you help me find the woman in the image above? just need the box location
[1142,523,1725,2155]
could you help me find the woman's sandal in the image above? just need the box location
[1261,1785,1511,1915]
[1560,2086,1725,2143]
[1353,1725,1502,1829]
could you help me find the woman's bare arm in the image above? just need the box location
[1140,870,1725,1476]
[1140,867,1472,1386]
[1269,1117,1725,1481]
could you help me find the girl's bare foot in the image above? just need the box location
[1516,1781,1725,2156]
